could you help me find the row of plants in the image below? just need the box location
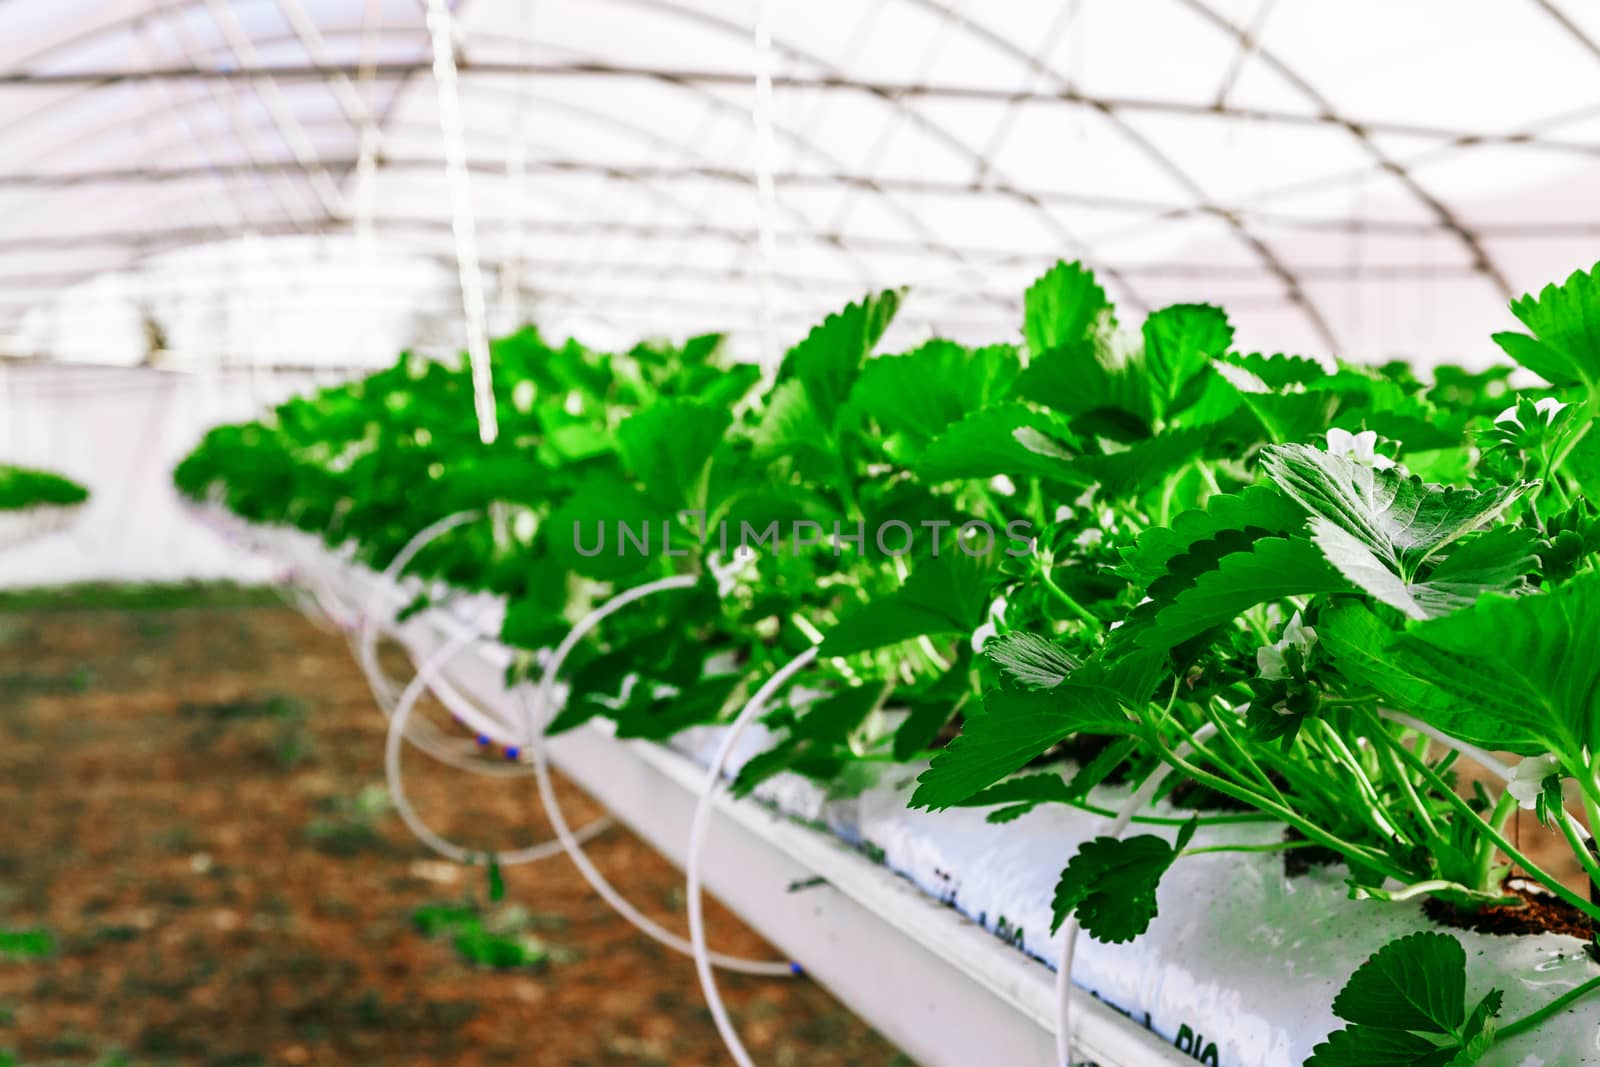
[0,463,88,512]
[175,260,1600,1064]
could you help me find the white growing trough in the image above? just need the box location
[0,503,84,554]
[197,507,1600,1067]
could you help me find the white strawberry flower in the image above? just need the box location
[1495,396,1569,428]
[1325,428,1395,470]
[1257,610,1317,680]
[970,595,1009,652]
[1507,753,1579,812]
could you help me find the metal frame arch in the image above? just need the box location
[906,0,1341,350]
[1171,0,1514,299]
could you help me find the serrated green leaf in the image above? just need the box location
[1072,424,1226,499]
[777,289,902,426]
[1135,537,1350,649]
[850,340,1020,446]
[1353,570,1600,757]
[1311,522,1538,620]
[617,398,731,512]
[1023,260,1112,358]
[916,403,1086,486]
[1317,602,1545,754]
[983,631,1080,689]
[1311,932,1504,1067]
[1492,262,1600,388]
[1262,443,1533,580]
[1049,819,1195,941]
[1142,303,1233,406]
[1333,931,1466,1034]
[911,685,1133,809]
[1304,1026,1458,1067]
[1120,485,1304,584]
[820,552,993,658]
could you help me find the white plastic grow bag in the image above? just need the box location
[0,502,83,553]
[200,507,1600,1067]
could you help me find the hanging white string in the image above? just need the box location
[425,0,500,445]
[497,1,533,334]
[751,0,781,371]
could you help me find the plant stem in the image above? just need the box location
[1313,719,1406,844]
[1376,736,1440,839]
[1497,974,1600,1042]
[1181,840,1320,857]
[1155,742,1402,875]
[1383,734,1600,925]
[1558,810,1600,889]
[1039,569,1104,636]
[1472,791,1517,891]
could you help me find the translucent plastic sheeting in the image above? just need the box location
[0,1,1597,368]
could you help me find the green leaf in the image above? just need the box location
[1136,537,1350,649]
[1023,260,1112,358]
[820,552,993,658]
[616,398,731,511]
[1332,931,1465,1034]
[911,684,1133,809]
[983,631,1080,690]
[613,674,742,741]
[1309,932,1504,1067]
[957,737,1135,819]
[1318,602,1544,754]
[916,403,1086,486]
[1142,303,1233,406]
[1120,485,1304,584]
[751,378,830,463]
[486,857,506,903]
[1354,570,1600,757]
[1311,522,1538,620]
[1239,390,1343,446]
[1262,443,1533,581]
[1492,262,1600,388]
[777,289,902,426]
[850,340,1020,446]
[1304,1027,1459,1067]
[542,473,655,581]
[1049,819,1196,941]
[1072,424,1224,499]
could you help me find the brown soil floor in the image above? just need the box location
[0,595,905,1067]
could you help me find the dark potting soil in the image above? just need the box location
[1424,878,1595,941]
[1281,827,1344,877]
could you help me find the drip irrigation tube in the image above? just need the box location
[686,644,821,1067]
[528,570,798,978]
[383,620,608,866]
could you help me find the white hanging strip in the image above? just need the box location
[425,0,500,445]
[497,1,532,334]
[751,0,781,370]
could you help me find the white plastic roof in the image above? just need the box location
[1,0,1598,368]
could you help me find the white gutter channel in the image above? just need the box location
[0,502,84,552]
[198,507,1600,1067]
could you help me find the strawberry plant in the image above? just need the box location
[0,463,88,511]
[176,260,1600,1065]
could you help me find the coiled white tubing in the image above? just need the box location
[355,510,521,775]
[1053,710,1594,1065]
[383,620,610,867]
[685,644,821,1067]
[526,572,797,978]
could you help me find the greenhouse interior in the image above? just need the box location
[5,2,1600,1065]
